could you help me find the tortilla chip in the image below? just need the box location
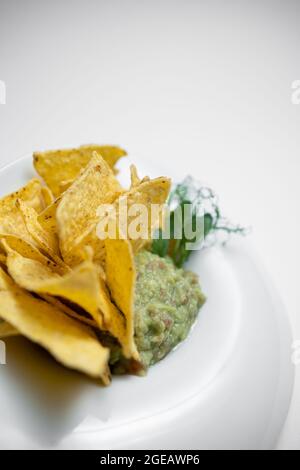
[0,268,110,382]
[96,276,139,359]
[0,253,6,268]
[33,145,127,197]
[41,186,54,207]
[130,165,141,188]
[37,198,60,235]
[59,179,75,193]
[100,176,171,253]
[0,235,69,275]
[129,177,171,252]
[105,234,139,360]
[0,265,15,290]
[17,199,61,261]
[56,152,123,265]
[0,320,19,338]
[6,250,137,358]
[7,255,103,325]
[84,175,170,267]
[40,295,98,329]
[0,179,47,245]
[2,240,98,329]
[39,200,106,267]
[0,178,48,213]
[68,228,106,268]
[9,179,47,212]
[129,165,150,189]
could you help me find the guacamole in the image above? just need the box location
[134,251,205,368]
[108,250,205,371]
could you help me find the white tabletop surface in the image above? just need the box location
[0,0,299,450]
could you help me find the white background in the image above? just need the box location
[0,0,299,449]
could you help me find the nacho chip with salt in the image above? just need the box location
[56,152,123,265]
[0,179,47,245]
[0,235,69,275]
[17,199,61,263]
[129,177,171,253]
[0,253,6,268]
[37,197,60,235]
[100,176,171,253]
[33,145,127,197]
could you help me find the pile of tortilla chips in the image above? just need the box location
[0,145,171,385]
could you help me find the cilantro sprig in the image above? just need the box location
[151,176,247,267]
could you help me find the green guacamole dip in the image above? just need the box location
[108,250,205,372]
[134,250,205,368]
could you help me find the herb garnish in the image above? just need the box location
[152,176,248,267]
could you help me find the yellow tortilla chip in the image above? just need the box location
[6,249,137,358]
[0,268,110,382]
[96,276,139,359]
[105,233,139,360]
[0,179,47,245]
[0,240,96,328]
[40,295,98,329]
[0,265,15,290]
[59,178,75,193]
[37,197,60,235]
[33,145,127,197]
[0,235,69,275]
[17,199,61,262]
[41,186,54,207]
[0,320,19,338]
[130,165,150,189]
[7,255,103,326]
[68,228,106,268]
[39,200,106,267]
[130,164,141,188]
[128,177,171,252]
[0,178,48,214]
[0,253,6,268]
[56,152,123,265]
[98,176,171,253]
[84,175,170,265]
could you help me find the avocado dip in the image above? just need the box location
[109,250,205,372]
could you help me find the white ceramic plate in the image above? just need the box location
[0,156,294,450]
